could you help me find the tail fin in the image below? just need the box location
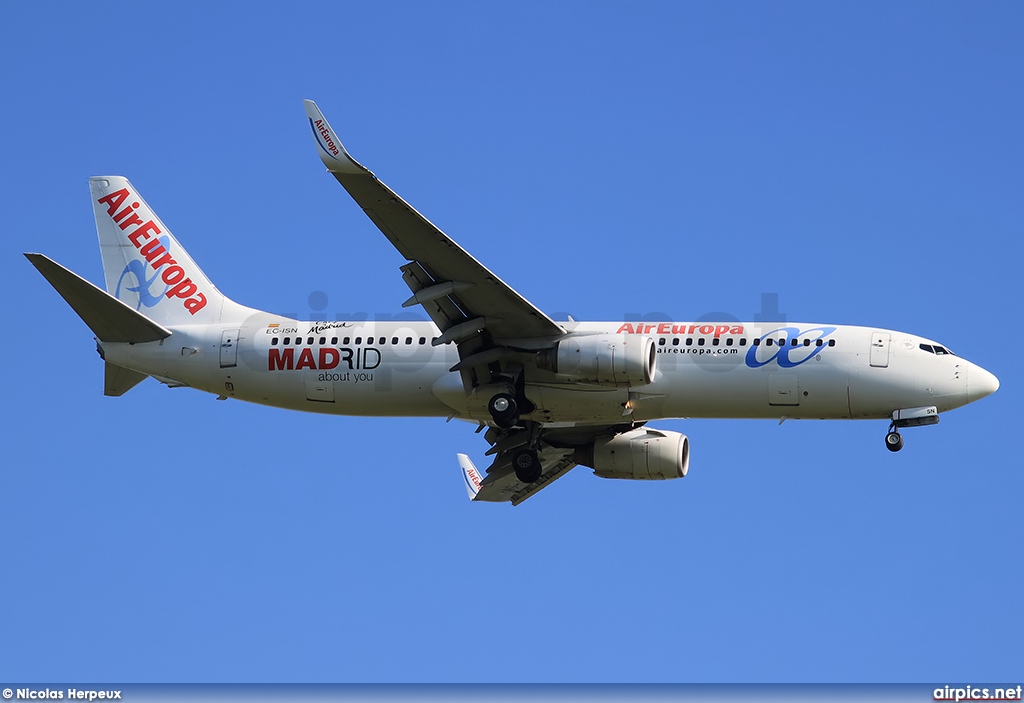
[91,176,229,326]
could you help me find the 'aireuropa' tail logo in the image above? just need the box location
[98,188,207,315]
[310,118,340,158]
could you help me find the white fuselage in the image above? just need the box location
[100,311,993,427]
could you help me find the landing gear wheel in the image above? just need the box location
[885,431,904,452]
[512,448,542,483]
[488,393,519,428]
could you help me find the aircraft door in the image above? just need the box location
[869,331,890,368]
[220,328,239,368]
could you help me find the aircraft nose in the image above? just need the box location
[968,364,1000,402]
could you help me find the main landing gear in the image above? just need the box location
[511,447,542,483]
[488,393,519,428]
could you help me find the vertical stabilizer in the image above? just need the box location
[91,176,230,326]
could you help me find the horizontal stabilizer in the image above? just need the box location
[25,253,171,343]
[105,362,148,396]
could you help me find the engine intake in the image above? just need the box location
[575,428,689,480]
[540,333,656,387]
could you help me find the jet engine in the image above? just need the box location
[575,427,689,480]
[539,333,656,387]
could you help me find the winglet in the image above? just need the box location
[458,453,483,501]
[302,100,365,175]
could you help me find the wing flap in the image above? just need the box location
[468,445,577,505]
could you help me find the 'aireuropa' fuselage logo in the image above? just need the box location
[744,326,837,368]
[98,188,208,315]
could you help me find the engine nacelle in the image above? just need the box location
[576,428,689,480]
[540,333,656,387]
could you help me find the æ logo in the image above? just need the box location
[745,326,836,369]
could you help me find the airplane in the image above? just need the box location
[25,100,999,505]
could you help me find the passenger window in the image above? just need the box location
[803,339,810,346]
[271,337,279,346]
[419,337,427,345]
[331,337,338,345]
[726,338,733,346]
[392,337,399,345]
[379,337,387,344]
[739,338,747,346]
[686,338,693,346]
[294,337,302,345]
[754,338,761,346]
[355,337,362,345]
[658,338,666,346]
[405,337,413,345]
[698,338,705,346]
[791,339,798,346]
[816,339,823,347]
[766,339,773,347]
[343,337,350,345]
[672,338,680,346]
[712,338,720,346]
[307,337,314,345]
[283,337,290,344]
[319,337,326,345]
[828,339,836,347]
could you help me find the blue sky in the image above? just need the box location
[1,1,1021,683]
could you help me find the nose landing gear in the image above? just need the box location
[885,427,904,452]
[883,406,939,452]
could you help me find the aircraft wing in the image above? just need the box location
[302,100,565,354]
[460,443,578,506]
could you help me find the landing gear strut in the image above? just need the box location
[512,447,542,483]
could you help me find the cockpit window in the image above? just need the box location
[920,343,956,356]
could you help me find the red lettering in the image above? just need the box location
[149,251,175,268]
[184,293,207,315]
[161,265,185,285]
[139,238,167,263]
[268,347,294,370]
[97,189,129,215]
[616,324,634,334]
[698,325,713,335]
[671,325,686,334]
[714,325,730,338]
[166,278,197,299]
[128,221,161,247]
[318,347,340,369]
[657,323,671,335]
[112,202,140,222]
[117,212,144,231]
[730,325,745,334]
[295,347,316,369]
